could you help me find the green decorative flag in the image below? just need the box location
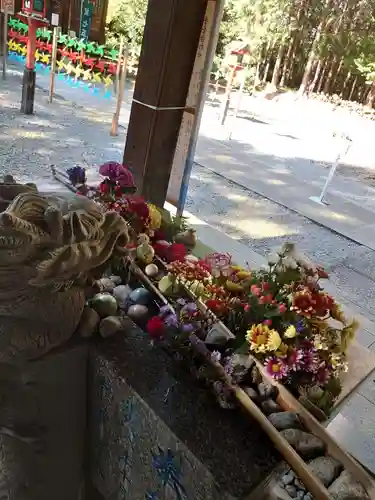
[80,0,94,43]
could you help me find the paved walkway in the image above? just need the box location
[2,68,375,475]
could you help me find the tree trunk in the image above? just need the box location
[348,75,357,101]
[309,59,323,94]
[366,82,375,107]
[280,36,295,87]
[340,71,351,99]
[316,60,327,93]
[323,56,339,94]
[262,41,274,84]
[298,0,331,95]
[271,44,285,87]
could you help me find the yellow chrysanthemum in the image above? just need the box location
[284,325,297,338]
[267,330,282,351]
[147,204,162,230]
[246,324,281,353]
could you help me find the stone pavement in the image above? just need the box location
[2,68,375,475]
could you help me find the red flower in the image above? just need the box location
[146,316,165,339]
[278,303,287,314]
[167,243,187,262]
[317,266,329,279]
[99,181,110,194]
[153,241,170,259]
[153,229,166,241]
[205,299,228,315]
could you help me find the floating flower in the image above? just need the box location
[246,324,281,353]
[267,329,282,351]
[284,325,297,338]
[67,166,86,185]
[265,356,288,380]
[287,348,304,371]
[211,350,222,363]
[146,316,165,339]
[147,204,162,230]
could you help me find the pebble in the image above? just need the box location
[229,354,254,383]
[110,275,122,286]
[90,293,118,317]
[268,411,302,430]
[127,304,149,323]
[99,316,132,338]
[97,277,115,293]
[281,473,294,486]
[328,469,369,499]
[307,456,342,487]
[285,484,297,497]
[243,386,259,401]
[296,492,304,500]
[258,381,278,399]
[280,429,325,458]
[303,494,312,500]
[205,324,231,345]
[129,287,152,305]
[261,399,282,415]
[76,306,100,337]
[113,285,132,305]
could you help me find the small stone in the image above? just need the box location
[328,469,369,499]
[145,263,159,278]
[99,316,132,338]
[258,381,278,399]
[76,306,100,338]
[281,473,294,486]
[268,411,302,430]
[250,365,262,385]
[113,285,132,305]
[205,324,231,345]
[280,429,325,458]
[97,277,115,293]
[294,479,305,490]
[229,354,254,383]
[91,293,118,317]
[129,287,152,305]
[261,399,282,415]
[127,304,149,323]
[303,494,312,500]
[110,275,122,286]
[296,492,304,500]
[307,456,342,487]
[285,484,297,497]
[243,387,259,401]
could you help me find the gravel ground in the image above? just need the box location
[2,71,375,325]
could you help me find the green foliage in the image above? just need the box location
[106,0,148,56]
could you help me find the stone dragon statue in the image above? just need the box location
[0,176,129,499]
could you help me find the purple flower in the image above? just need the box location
[159,305,172,317]
[302,348,319,372]
[211,350,222,363]
[296,319,305,333]
[164,314,178,328]
[181,323,195,334]
[314,362,330,384]
[181,302,197,315]
[99,161,123,180]
[67,166,86,185]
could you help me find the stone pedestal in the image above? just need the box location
[87,326,281,499]
[20,68,36,115]
[0,339,89,499]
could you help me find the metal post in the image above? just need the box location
[228,67,247,140]
[309,140,351,205]
[48,26,61,103]
[176,0,226,215]
[218,65,236,126]
[2,6,8,80]
[114,36,124,95]
[110,47,128,136]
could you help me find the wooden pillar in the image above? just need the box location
[122,0,208,207]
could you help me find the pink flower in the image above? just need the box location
[287,348,304,371]
[263,319,272,326]
[265,356,288,380]
[259,296,266,304]
[279,303,287,314]
[251,285,261,296]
